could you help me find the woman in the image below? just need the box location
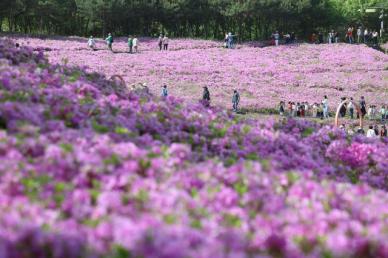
[88,36,96,50]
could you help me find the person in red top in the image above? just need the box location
[346,27,354,44]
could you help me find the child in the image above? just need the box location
[88,36,96,50]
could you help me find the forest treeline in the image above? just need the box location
[0,0,386,40]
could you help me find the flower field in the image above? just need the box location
[0,37,388,257]
[8,36,388,110]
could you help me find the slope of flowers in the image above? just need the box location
[7,36,388,110]
[0,39,388,257]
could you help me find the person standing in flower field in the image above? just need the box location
[348,97,354,119]
[227,32,236,49]
[366,125,377,138]
[105,33,113,51]
[328,30,334,44]
[88,36,96,50]
[232,90,240,112]
[158,34,163,51]
[359,96,367,118]
[128,35,133,54]
[381,105,386,122]
[202,86,210,107]
[163,35,169,50]
[133,36,139,53]
[357,27,362,43]
[381,125,387,137]
[161,85,168,97]
[322,95,329,119]
[272,31,280,46]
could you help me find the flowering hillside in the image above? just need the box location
[8,36,388,110]
[0,38,388,257]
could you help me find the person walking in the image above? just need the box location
[158,34,163,51]
[202,86,210,107]
[227,32,236,49]
[339,97,347,117]
[161,85,168,97]
[128,35,133,53]
[348,98,354,119]
[88,36,96,50]
[133,36,138,53]
[322,95,329,119]
[232,90,240,112]
[105,33,113,51]
[359,96,367,118]
[163,35,169,50]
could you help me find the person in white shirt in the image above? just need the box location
[272,31,280,46]
[364,28,369,43]
[322,95,329,119]
[366,125,376,138]
[133,36,138,53]
[88,36,96,50]
[163,35,169,50]
[357,27,362,43]
[347,98,354,119]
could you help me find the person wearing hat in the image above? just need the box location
[161,85,168,97]
[105,33,114,51]
[232,90,240,112]
[88,36,96,50]
[202,86,210,107]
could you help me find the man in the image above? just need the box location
[273,31,280,46]
[128,35,133,53]
[161,85,168,97]
[163,35,169,50]
[232,90,240,112]
[202,86,210,107]
[158,34,163,51]
[105,33,113,51]
[227,32,235,49]
[88,36,96,50]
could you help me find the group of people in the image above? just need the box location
[310,26,380,45]
[278,96,387,137]
[158,34,169,50]
[160,85,241,112]
[271,31,296,46]
[87,33,169,53]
